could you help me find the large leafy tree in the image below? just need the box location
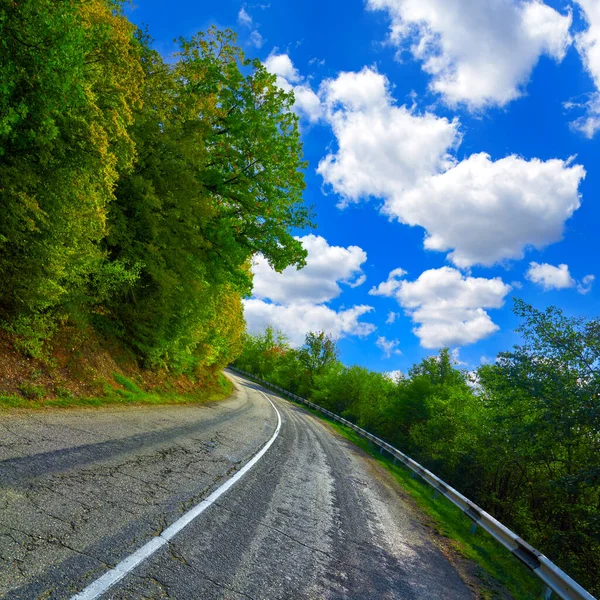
[0,0,143,332]
[103,28,312,368]
[477,300,600,587]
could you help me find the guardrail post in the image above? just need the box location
[543,586,553,600]
[410,471,416,479]
[433,490,439,500]
[379,447,384,456]
[393,457,397,465]
[470,522,478,534]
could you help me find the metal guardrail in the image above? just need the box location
[228,366,597,600]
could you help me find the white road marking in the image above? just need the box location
[71,389,282,600]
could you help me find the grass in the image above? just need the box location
[0,373,233,410]
[245,373,545,600]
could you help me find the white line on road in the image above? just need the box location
[71,389,282,600]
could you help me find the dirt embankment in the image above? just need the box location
[0,327,214,402]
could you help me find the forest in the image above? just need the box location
[0,0,311,380]
[234,300,600,595]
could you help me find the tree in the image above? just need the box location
[477,300,600,588]
[102,28,313,368]
[296,332,339,397]
[0,0,143,354]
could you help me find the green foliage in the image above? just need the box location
[0,0,143,321]
[0,5,310,377]
[99,27,310,370]
[237,310,599,595]
[0,375,234,409]
[18,382,46,400]
[3,313,58,360]
[477,300,600,589]
[113,373,142,395]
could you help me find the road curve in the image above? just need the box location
[0,372,473,599]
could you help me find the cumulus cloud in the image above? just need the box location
[526,262,595,294]
[252,234,367,304]
[243,301,375,347]
[577,274,595,294]
[372,266,511,348]
[391,153,585,268]
[264,53,301,83]
[376,336,402,358]
[264,53,322,122]
[384,370,405,382]
[526,262,574,290]
[369,267,408,297]
[317,67,586,268]
[568,2,600,136]
[367,0,572,109]
[385,311,397,324]
[244,235,375,346]
[318,68,460,205]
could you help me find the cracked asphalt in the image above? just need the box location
[0,372,473,599]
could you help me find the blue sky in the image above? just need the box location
[127,0,600,374]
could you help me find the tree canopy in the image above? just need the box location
[0,2,311,373]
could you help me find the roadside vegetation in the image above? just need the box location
[234,301,600,597]
[0,372,232,410]
[0,2,311,399]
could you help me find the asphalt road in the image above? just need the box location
[0,372,473,599]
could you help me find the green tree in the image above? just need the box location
[102,28,312,368]
[0,0,143,340]
[478,300,600,590]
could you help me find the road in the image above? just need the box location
[0,371,473,599]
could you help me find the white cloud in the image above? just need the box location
[243,301,375,347]
[373,266,511,348]
[318,67,586,268]
[264,53,322,122]
[376,336,402,358]
[264,53,301,83]
[385,311,397,324]
[367,0,572,109]
[391,153,585,268]
[526,261,574,290]
[245,234,375,346]
[348,274,367,288]
[252,234,367,304]
[451,348,467,366]
[238,8,264,50]
[292,85,322,122]
[569,2,600,136]
[577,273,595,294]
[238,7,253,27]
[383,370,405,382]
[250,30,264,48]
[318,68,460,205]
[369,267,408,297]
[526,262,595,294]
